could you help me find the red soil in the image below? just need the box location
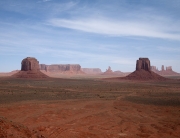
[0,116,41,138]
[0,99,180,138]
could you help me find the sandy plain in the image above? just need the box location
[0,75,180,138]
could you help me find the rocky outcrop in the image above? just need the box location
[12,57,48,78]
[39,64,84,74]
[81,68,102,74]
[136,58,150,71]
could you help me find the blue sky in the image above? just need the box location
[0,0,180,72]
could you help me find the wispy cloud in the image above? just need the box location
[48,17,180,40]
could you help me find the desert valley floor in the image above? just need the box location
[0,75,180,138]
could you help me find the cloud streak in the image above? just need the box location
[48,17,180,40]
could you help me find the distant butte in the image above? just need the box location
[106,58,168,81]
[123,58,167,80]
[12,57,48,78]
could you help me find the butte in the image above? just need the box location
[123,58,167,80]
[12,57,48,78]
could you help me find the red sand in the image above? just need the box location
[0,99,180,138]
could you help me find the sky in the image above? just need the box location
[0,0,180,72]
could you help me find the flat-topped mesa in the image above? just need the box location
[21,57,40,71]
[39,64,81,72]
[136,58,150,71]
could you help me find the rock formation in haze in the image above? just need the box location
[151,65,179,76]
[151,66,158,72]
[12,57,48,78]
[39,64,84,74]
[136,58,150,71]
[81,68,102,74]
[166,66,172,71]
[103,66,114,75]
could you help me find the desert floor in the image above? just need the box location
[0,76,180,138]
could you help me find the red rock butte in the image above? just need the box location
[21,57,40,71]
[120,58,167,81]
[136,58,150,71]
[12,57,48,78]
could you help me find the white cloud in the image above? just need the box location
[48,18,180,40]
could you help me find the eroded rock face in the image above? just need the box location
[136,58,150,71]
[21,57,40,71]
